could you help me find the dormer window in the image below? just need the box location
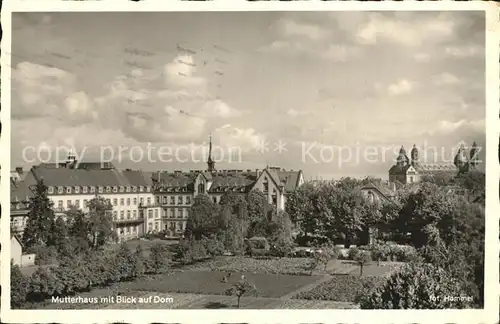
[139,186,144,192]
[113,186,118,193]
[58,186,64,194]
[90,186,96,193]
[75,187,80,194]
[98,186,104,193]
[83,186,88,194]
[132,186,137,192]
[48,187,54,194]
[146,186,151,192]
[66,187,72,194]
[119,186,124,193]
[126,186,131,193]
[106,186,111,193]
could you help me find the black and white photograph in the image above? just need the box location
[1,1,497,323]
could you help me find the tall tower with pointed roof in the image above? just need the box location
[469,141,479,170]
[454,143,468,170]
[410,144,418,166]
[207,134,216,173]
[396,146,409,166]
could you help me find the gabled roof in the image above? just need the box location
[414,163,457,172]
[11,233,23,248]
[37,162,115,170]
[11,180,32,202]
[277,170,302,192]
[30,167,151,187]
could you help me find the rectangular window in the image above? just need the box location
[113,198,118,206]
[133,210,137,218]
[127,210,131,219]
[133,198,137,205]
[126,198,130,206]
[170,196,175,204]
[147,197,151,205]
[67,200,72,208]
[186,196,191,204]
[155,209,159,218]
[120,211,124,219]
[120,198,124,206]
[58,200,63,208]
[75,200,80,208]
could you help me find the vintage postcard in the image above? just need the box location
[1,0,498,323]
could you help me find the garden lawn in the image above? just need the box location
[119,270,323,298]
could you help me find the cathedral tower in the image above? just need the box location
[207,134,216,173]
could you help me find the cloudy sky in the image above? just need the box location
[10,11,485,179]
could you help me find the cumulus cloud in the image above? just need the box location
[213,124,266,151]
[355,13,455,47]
[278,18,331,41]
[431,72,461,86]
[387,79,415,96]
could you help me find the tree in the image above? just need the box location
[225,279,257,309]
[358,261,473,309]
[132,245,147,277]
[11,262,28,308]
[185,194,221,240]
[150,243,170,274]
[66,208,91,253]
[355,251,372,277]
[22,179,56,248]
[201,235,225,258]
[86,196,117,249]
[268,210,294,257]
[246,190,270,237]
[50,216,69,253]
[115,243,135,280]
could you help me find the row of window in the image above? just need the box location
[147,208,189,219]
[117,225,139,235]
[147,221,186,232]
[48,185,151,195]
[155,195,191,206]
[113,210,140,220]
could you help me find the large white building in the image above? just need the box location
[11,141,305,241]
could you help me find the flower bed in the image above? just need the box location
[182,256,311,275]
[293,275,387,303]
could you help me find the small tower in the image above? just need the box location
[469,141,479,170]
[207,134,216,173]
[396,146,409,166]
[66,150,77,169]
[410,144,418,166]
[454,143,468,171]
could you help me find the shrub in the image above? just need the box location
[27,244,58,266]
[246,237,270,250]
[358,261,474,309]
[11,263,28,308]
[150,243,170,274]
[369,243,417,263]
[347,247,360,260]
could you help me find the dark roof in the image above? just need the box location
[31,167,151,187]
[414,163,457,172]
[38,162,116,170]
[389,163,457,175]
[153,171,198,191]
[209,172,256,192]
[277,170,302,192]
[11,180,32,202]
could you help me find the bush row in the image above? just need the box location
[11,243,170,308]
[344,244,417,263]
[293,275,387,303]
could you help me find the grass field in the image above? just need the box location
[120,270,323,298]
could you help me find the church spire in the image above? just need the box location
[207,133,215,173]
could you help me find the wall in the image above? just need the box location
[21,254,36,267]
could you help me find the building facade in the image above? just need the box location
[388,142,479,185]
[142,139,305,238]
[10,140,304,241]
[11,155,155,242]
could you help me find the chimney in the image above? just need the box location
[256,169,261,178]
